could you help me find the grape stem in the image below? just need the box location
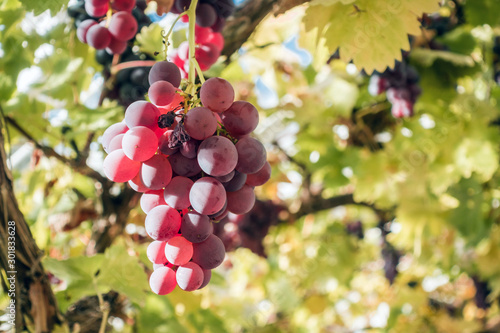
[186,0,205,95]
[161,10,188,60]
[110,60,157,75]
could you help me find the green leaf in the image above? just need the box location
[303,0,440,74]
[19,0,66,15]
[464,0,500,27]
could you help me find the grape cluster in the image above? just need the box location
[171,0,234,31]
[368,62,421,118]
[68,0,144,55]
[494,37,500,85]
[172,26,225,78]
[101,61,270,294]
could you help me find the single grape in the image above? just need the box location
[108,11,138,42]
[86,24,111,50]
[147,241,168,264]
[148,61,182,87]
[176,262,204,291]
[189,177,226,215]
[197,136,237,176]
[145,205,181,241]
[235,137,266,174]
[180,139,200,159]
[141,154,173,190]
[227,184,255,214]
[165,235,193,266]
[148,80,176,106]
[106,36,128,55]
[128,171,149,192]
[191,234,225,270]
[184,107,217,140]
[140,190,166,214]
[181,212,212,243]
[149,266,176,295]
[221,101,259,137]
[103,149,141,182]
[195,43,220,70]
[122,126,158,161]
[158,130,180,156]
[200,77,234,113]
[195,3,217,27]
[163,176,193,210]
[246,161,271,186]
[216,170,235,183]
[85,1,108,17]
[124,101,161,129]
[207,32,224,51]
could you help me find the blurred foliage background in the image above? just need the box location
[3,0,500,332]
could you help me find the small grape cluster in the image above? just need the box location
[69,0,140,54]
[172,26,224,78]
[171,0,234,31]
[368,62,421,118]
[101,61,270,294]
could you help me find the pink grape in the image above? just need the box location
[90,0,108,6]
[189,177,226,215]
[145,205,181,241]
[195,43,220,70]
[124,101,160,129]
[128,172,149,193]
[141,154,173,190]
[165,235,193,266]
[191,234,225,269]
[102,122,128,153]
[86,25,111,50]
[111,0,135,12]
[108,133,124,152]
[195,26,212,44]
[176,262,203,291]
[163,176,193,210]
[198,268,212,289]
[168,152,202,177]
[103,149,140,182]
[77,20,97,43]
[200,77,234,113]
[148,61,182,87]
[221,101,259,136]
[147,241,167,264]
[181,212,212,243]
[106,36,127,55]
[235,137,266,174]
[246,161,271,186]
[227,185,255,214]
[223,171,247,192]
[184,107,217,140]
[149,266,176,295]
[140,190,166,214]
[108,11,138,41]
[122,126,158,161]
[158,130,179,156]
[148,80,176,106]
[85,2,108,17]
[207,33,224,51]
[197,136,237,176]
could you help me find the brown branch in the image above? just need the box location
[0,115,63,332]
[5,116,109,186]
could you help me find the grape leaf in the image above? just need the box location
[303,0,440,74]
[464,0,500,27]
[19,0,66,15]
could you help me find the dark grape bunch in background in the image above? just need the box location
[68,0,144,54]
[493,36,500,85]
[368,62,421,118]
[171,0,234,31]
[101,60,270,295]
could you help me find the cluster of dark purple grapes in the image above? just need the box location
[68,0,150,55]
[101,60,270,294]
[171,0,234,31]
[368,62,421,118]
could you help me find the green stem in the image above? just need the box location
[187,0,200,95]
[194,59,206,84]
